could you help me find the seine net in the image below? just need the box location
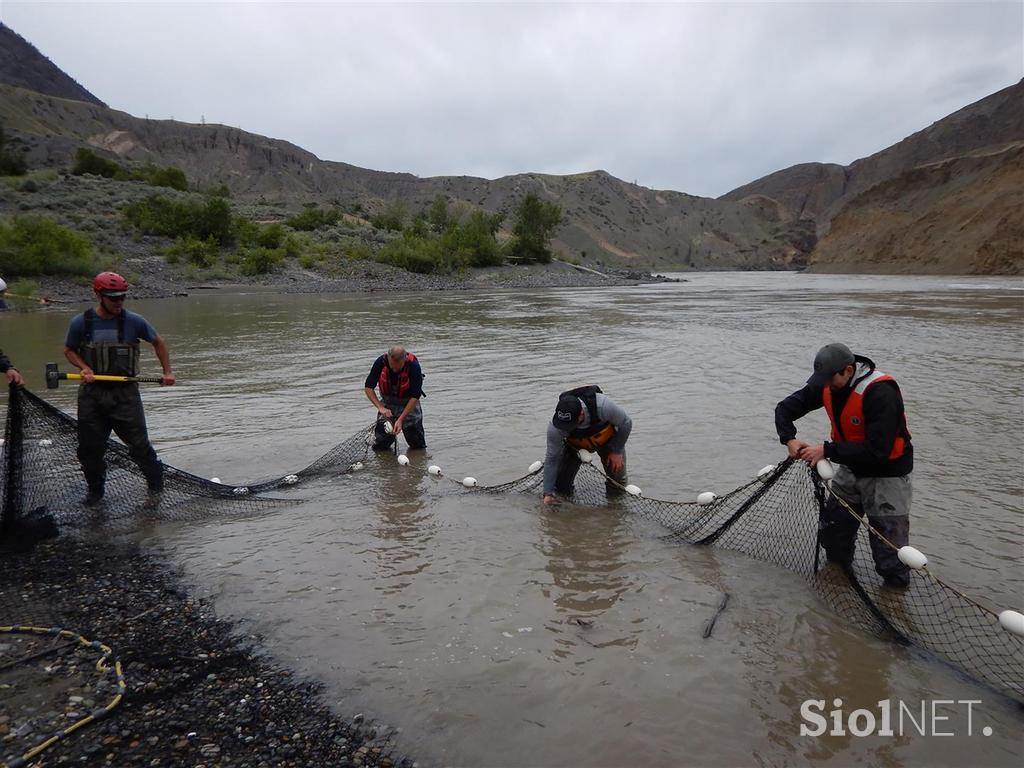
[2,385,1022,705]
[0,386,371,547]
[474,458,1024,704]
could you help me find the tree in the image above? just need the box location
[507,192,563,264]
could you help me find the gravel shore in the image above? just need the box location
[9,259,679,307]
[0,537,410,768]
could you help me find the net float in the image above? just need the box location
[397,454,410,466]
[816,459,835,480]
[624,484,642,496]
[697,491,717,505]
[897,546,928,569]
[462,477,478,488]
[528,460,543,474]
[428,465,442,476]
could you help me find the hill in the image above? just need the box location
[0,23,104,106]
[1,23,1021,275]
[722,80,1024,274]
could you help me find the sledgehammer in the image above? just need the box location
[45,362,164,389]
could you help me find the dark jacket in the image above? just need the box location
[775,354,913,477]
[0,348,12,373]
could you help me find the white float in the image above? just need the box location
[998,609,1024,637]
[816,459,835,480]
[38,439,53,447]
[528,460,543,474]
[397,454,410,466]
[428,465,442,476]
[283,474,299,485]
[232,487,249,495]
[210,477,221,484]
[624,484,642,496]
[757,464,776,479]
[462,477,478,488]
[697,491,717,506]
[897,545,928,570]
[577,449,594,464]
[383,421,394,435]
[350,462,364,471]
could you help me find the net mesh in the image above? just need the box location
[2,385,1022,705]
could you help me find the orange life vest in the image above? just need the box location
[566,423,617,451]
[378,352,417,398]
[822,369,911,460]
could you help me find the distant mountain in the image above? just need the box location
[0,82,812,271]
[0,24,104,107]
[1,21,1021,274]
[721,80,1024,273]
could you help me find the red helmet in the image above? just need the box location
[93,271,129,294]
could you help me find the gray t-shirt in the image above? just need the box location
[543,392,632,494]
[65,309,158,348]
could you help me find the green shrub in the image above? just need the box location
[256,223,285,249]
[72,147,122,178]
[298,252,320,269]
[0,215,98,276]
[286,207,341,231]
[124,195,234,245]
[370,202,406,232]
[346,241,373,261]
[138,165,188,191]
[165,235,220,267]
[239,246,285,275]
[0,127,28,176]
[8,278,40,297]
[205,184,232,198]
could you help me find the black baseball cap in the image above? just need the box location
[807,343,855,387]
[552,394,582,430]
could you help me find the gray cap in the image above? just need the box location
[806,343,855,387]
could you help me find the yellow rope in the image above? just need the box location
[0,625,126,768]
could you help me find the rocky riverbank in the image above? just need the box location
[6,259,679,307]
[0,536,411,767]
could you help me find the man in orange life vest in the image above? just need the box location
[543,385,631,505]
[775,343,913,588]
[364,345,425,451]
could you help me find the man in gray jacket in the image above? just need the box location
[543,385,632,505]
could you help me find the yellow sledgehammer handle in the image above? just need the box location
[44,363,165,389]
[62,372,164,384]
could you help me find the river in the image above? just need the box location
[2,272,1022,766]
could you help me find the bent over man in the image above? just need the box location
[775,343,914,588]
[543,385,632,505]
[364,346,425,451]
[64,272,175,506]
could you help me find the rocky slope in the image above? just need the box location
[0,23,104,106]
[811,142,1024,274]
[2,24,1022,274]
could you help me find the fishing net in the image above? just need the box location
[2,384,1022,706]
[0,386,371,551]
[471,458,1024,704]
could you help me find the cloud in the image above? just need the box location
[3,1,1021,197]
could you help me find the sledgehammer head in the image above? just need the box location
[45,362,60,389]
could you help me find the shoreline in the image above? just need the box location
[0,536,411,768]
[4,260,682,308]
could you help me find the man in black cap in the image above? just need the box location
[542,385,632,505]
[775,343,914,588]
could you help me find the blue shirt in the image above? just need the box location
[65,309,158,348]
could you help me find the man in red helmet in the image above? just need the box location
[63,272,175,507]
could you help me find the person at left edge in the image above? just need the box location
[364,345,426,451]
[0,348,25,386]
[63,272,175,506]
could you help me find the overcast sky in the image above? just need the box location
[2,1,1021,197]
